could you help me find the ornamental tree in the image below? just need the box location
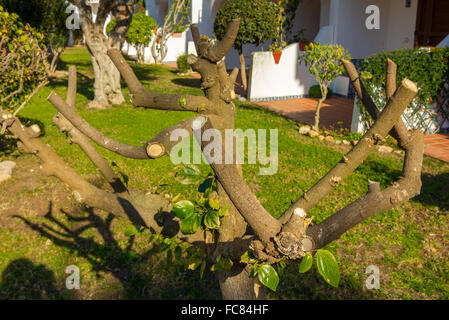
[299,43,351,132]
[214,0,281,92]
[107,7,157,64]
[0,19,424,299]
[151,0,190,64]
[0,6,49,115]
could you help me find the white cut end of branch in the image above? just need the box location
[72,191,83,203]
[147,143,165,158]
[301,238,313,252]
[192,116,206,130]
[402,79,418,93]
[294,207,306,218]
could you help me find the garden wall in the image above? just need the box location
[247,43,349,102]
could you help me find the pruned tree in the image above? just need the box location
[68,0,137,108]
[151,0,190,64]
[0,19,425,299]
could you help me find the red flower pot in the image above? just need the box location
[172,32,182,38]
[272,51,282,64]
[299,42,311,51]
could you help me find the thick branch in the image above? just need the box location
[280,79,418,224]
[342,59,409,147]
[198,117,282,248]
[48,91,149,159]
[307,130,423,249]
[53,113,128,194]
[107,48,212,111]
[66,65,77,108]
[201,19,240,63]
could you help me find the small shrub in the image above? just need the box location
[309,85,333,99]
[299,43,351,131]
[177,54,191,73]
[107,7,157,64]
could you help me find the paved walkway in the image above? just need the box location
[424,133,449,162]
[255,97,354,131]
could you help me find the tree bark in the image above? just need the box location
[219,265,266,300]
[84,25,124,108]
[238,47,247,92]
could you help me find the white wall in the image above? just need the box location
[247,43,317,101]
[328,0,417,59]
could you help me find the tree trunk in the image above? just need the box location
[84,25,124,108]
[238,47,247,92]
[313,86,327,131]
[219,265,266,300]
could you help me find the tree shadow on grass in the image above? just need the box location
[0,258,62,300]
[416,170,449,210]
[15,203,221,300]
[50,73,95,102]
[171,78,202,89]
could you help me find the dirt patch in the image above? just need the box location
[0,155,76,231]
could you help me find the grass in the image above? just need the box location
[0,47,448,299]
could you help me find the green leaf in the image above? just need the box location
[257,264,279,292]
[298,253,313,273]
[315,249,340,288]
[170,164,202,185]
[180,213,200,234]
[179,96,187,107]
[240,251,257,264]
[218,205,229,217]
[204,210,220,229]
[124,224,139,237]
[199,260,206,279]
[173,200,195,219]
[208,197,220,210]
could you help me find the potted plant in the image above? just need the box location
[299,37,311,51]
[269,40,286,64]
[172,25,185,38]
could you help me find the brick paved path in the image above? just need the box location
[255,97,354,131]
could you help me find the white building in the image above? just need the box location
[141,0,425,66]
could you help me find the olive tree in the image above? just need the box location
[0,20,424,299]
[299,43,351,132]
[214,0,280,92]
[68,0,137,108]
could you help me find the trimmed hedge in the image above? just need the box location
[356,48,449,133]
[360,48,449,106]
[176,54,191,73]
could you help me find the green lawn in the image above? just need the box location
[0,47,448,300]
